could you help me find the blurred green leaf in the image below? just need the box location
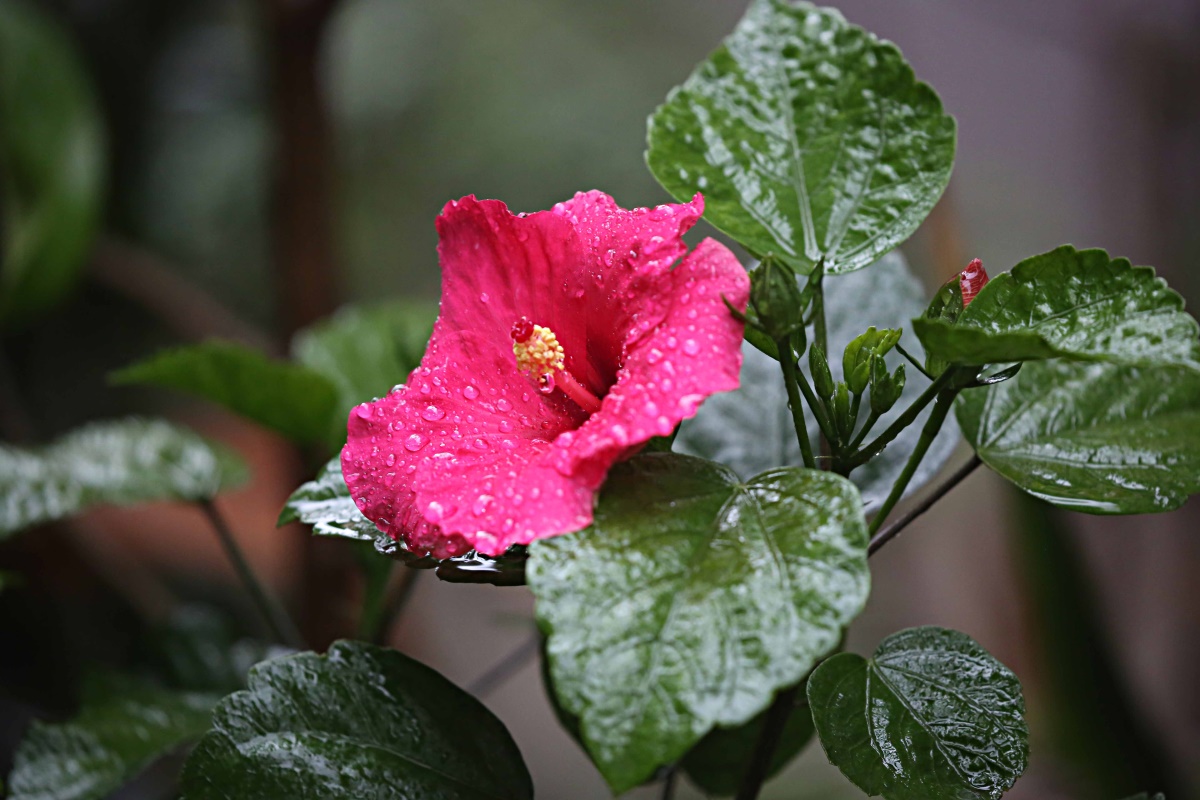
[913,246,1200,370]
[528,453,869,793]
[957,360,1200,513]
[148,605,291,695]
[7,674,219,800]
[1011,493,1183,798]
[292,301,434,411]
[0,0,105,327]
[647,0,954,275]
[112,341,340,446]
[680,688,814,796]
[179,641,533,800]
[808,626,1028,800]
[0,417,246,538]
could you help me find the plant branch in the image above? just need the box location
[735,684,801,800]
[467,631,541,697]
[777,338,817,469]
[866,389,958,537]
[869,455,982,556]
[847,370,955,469]
[847,410,879,451]
[895,342,935,380]
[198,500,304,648]
[659,766,678,800]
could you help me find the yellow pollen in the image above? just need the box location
[513,324,565,379]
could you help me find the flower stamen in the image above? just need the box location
[511,317,602,414]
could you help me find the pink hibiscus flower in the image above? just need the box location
[341,191,749,558]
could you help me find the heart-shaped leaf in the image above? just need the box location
[647,0,955,274]
[0,0,105,327]
[8,675,218,800]
[677,251,959,511]
[278,457,382,541]
[112,342,340,447]
[956,359,1200,514]
[0,418,246,539]
[180,641,533,800]
[528,453,869,792]
[913,246,1200,370]
[808,626,1029,800]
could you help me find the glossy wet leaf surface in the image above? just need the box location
[278,457,382,541]
[677,251,959,511]
[914,246,1200,369]
[0,0,105,327]
[180,641,533,800]
[0,418,246,539]
[112,342,340,446]
[8,675,218,800]
[957,359,1200,513]
[808,626,1028,800]
[647,0,954,275]
[528,453,869,793]
[291,301,436,448]
[680,688,814,796]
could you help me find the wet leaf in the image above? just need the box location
[0,417,246,539]
[808,626,1028,800]
[7,675,218,800]
[278,456,382,541]
[148,605,291,695]
[112,341,340,446]
[528,453,869,793]
[913,246,1200,370]
[0,0,105,327]
[677,251,959,511]
[647,0,955,275]
[680,690,814,796]
[180,641,533,800]
[957,360,1200,514]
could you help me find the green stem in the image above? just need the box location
[847,410,880,451]
[777,338,817,470]
[811,266,827,358]
[792,366,838,449]
[866,389,958,536]
[895,342,935,380]
[735,684,802,800]
[847,370,956,469]
[199,500,304,648]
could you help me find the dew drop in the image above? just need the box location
[480,292,490,303]
[683,339,700,356]
[499,419,513,433]
[646,348,664,365]
[425,501,445,522]
[496,398,512,412]
[385,453,396,466]
[354,404,372,420]
[421,405,445,421]
[463,385,479,400]
[404,434,427,452]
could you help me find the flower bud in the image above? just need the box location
[833,381,853,442]
[809,344,835,399]
[749,259,806,342]
[870,361,906,416]
[843,327,901,395]
[923,258,989,375]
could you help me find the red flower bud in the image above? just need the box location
[959,258,988,306]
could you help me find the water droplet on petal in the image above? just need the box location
[425,501,445,522]
[480,292,490,303]
[683,339,700,356]
[385,453,396,466]
[499,419,513,433]
[421,405,445,421]
[497,398,512,412]
[473,495,493,516]
[404,434,427,452]
[646,348,663,364]
[354,404,372,419]
[463,385,479,400]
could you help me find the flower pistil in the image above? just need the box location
[511,317,602,414]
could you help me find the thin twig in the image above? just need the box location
[467,632,541,697]
[869,455,983,556]
[735,685,801,800]
[777,340,817,470]
[847,370,955,469]
[198,500,304,648]
[660,766,678,800]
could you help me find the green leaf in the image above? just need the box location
[680,690,814,796]
[8,675,218,800]
[957,359,1200,514]
[528,453,869,792]
[678,251,959,511]
[0,0,105,327]
[646,0,955,275]
[0,417,247,539]
[808,626,1029,800]
[112,341,340,446]
[278,456,382,541]
[913,246,1200,369]
[180,641,533,800]
[292,301,435,424]
[148,605,291,695]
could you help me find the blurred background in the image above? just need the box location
[1,0,1199,797]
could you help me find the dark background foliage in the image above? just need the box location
[1,1,1198,797]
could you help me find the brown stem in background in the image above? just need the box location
[261,0,351,649]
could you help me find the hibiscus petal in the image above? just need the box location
[557,238,750,480]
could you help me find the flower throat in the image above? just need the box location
[511,317,602,414]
